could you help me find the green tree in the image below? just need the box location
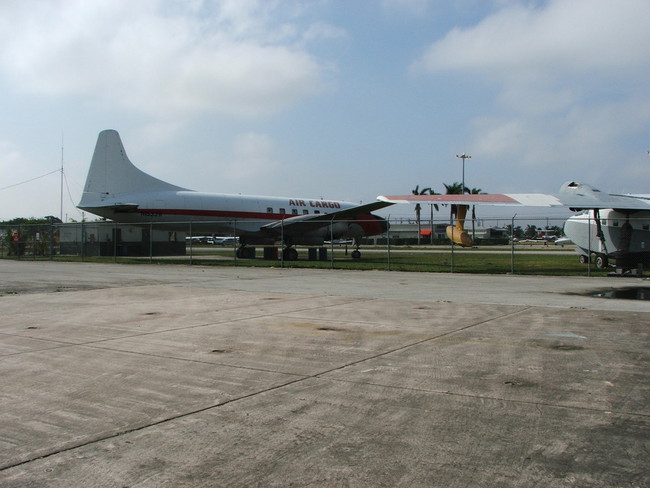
[442,182,467,222]
[524,225,538,239]
[1,217,60,256]
[506,225,524,239]
[412,185,436,244]
[443,183,486,239]
[467,187,484,238]
[443,182,465,195]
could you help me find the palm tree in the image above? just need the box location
[525,224,538,239]
[467,187,484,239]
[443,182,486,245]
[443,182,465,195]
[412,185,432,244]
[412,185,441,244]
[442,182,465,221]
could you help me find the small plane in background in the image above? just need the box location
[379,182,650,273]
[78,130,392,260]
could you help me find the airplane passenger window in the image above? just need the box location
[303,210,309,215]
[292,209,298,215]
[280,208,286,214]
[267,207,273,213]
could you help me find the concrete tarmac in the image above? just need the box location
[0,260,648,487]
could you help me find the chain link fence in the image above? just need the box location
[0,216,629,276]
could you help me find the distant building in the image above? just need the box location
[386,222,509,241]
[481,227,510,239]
[387,223,448,240]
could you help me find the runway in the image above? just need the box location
[0,261,648,487]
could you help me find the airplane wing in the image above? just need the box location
[377,193,561,206]
[378,182,650,211]
[261,201,394,232]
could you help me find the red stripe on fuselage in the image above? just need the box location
[140,208,303,220]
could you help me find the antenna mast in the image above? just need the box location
[60,134,64,222]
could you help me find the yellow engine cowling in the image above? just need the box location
[445,204,474,247]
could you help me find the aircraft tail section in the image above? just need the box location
[79,130,186,208]
[446,204,473,247]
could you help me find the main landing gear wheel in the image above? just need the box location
[236,247,255,259]
[282,247,298,261]
[579,254,589,264]
[595,255,608,269]
[351,250,361,259]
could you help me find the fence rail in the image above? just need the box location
[0,216,623,276]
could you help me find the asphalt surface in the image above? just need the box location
[0,260,648,487]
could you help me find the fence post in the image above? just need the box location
[149,222,153,263]
[189,220,193,265]
[112,222,116,262]
[387,218,391,271]
[280,219,284,268]
[49,217,54,260]
[450,226,454,273]
[330,216,334,269]
[80,219,84,261]
[17,222,22,260]
[510,214,516,274]
[587,212,592,277]
[231,221,237,263]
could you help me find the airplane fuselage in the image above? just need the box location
[563,209,650,268]
[77,130,391,255]
[82,190,384,245]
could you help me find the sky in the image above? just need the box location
[0,0,649,223]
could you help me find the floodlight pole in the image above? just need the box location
[456,153,472,192]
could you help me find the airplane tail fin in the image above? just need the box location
[446,204,473,247]
[78,130,186,208]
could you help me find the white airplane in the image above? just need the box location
[379,182,650,273]
[78,130,392,260]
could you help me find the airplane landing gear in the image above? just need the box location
[351,239,362,259]
[282,247,298,261]
[236,246,255,259]
[579,253,609,269]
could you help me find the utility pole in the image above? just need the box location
[456,153,471,193]
[60,134,64,222]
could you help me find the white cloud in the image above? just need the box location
[382,0,430,16]
[301,22,348,44]
[470,94,650,181]
[413,0,650,82]
[0,140,27,182]
[0,0,332,118]
[412,0,650,192]
[0,139,64,219]
[223,132,283,181]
